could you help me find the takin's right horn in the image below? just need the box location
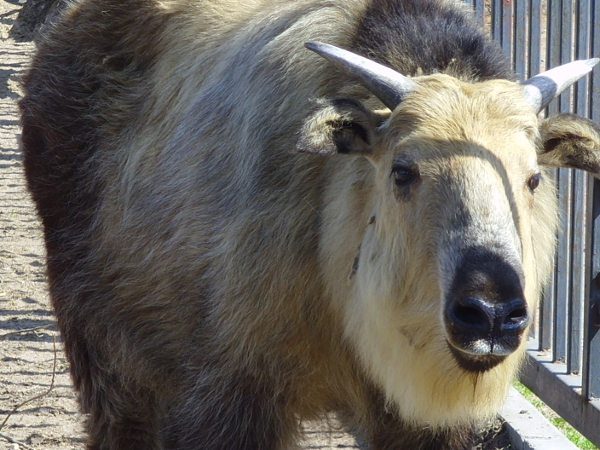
[522,58,600,113]
[305,41,416,111]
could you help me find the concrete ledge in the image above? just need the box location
[501,387,579,450]
[520,347,600,446]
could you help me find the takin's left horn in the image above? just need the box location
[305,41,416,111]
[522,58,600,113]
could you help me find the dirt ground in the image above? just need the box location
[0,1,87,448]
[0,1,511,449]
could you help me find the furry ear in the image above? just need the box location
[538,113,600,173]
[296,98,386,155]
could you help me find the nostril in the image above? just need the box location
[500,302,529,331]
[505,307,527,323]
[454,304,484,327]
[449,297,491,331]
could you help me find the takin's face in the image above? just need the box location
[299,73,600,426]
[374,77,541,374]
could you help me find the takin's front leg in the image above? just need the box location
[166,373,298,450]
[81,377,165,450]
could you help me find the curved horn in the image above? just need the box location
[522,58,600,113]
[305,41,416,111]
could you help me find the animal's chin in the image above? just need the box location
[447,342,507,373]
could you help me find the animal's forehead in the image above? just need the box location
[380,75,540,172]
[386,134,536,172]
[387,74,539,143]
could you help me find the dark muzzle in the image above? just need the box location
[444,247,530,372]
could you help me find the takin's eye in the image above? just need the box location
[527,172,542,192]
[391,165,419,186]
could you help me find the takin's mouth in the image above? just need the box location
[446,341,508,373]
[444,313,526,373]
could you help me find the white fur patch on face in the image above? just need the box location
[342,203,524,428]
[466,339,494,354]
[344,273,524,426]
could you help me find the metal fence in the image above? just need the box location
[466,0,600,446]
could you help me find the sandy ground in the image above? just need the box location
[0,1,511,449]
[0,1,88,449]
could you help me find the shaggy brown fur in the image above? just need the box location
[20,0,600,449]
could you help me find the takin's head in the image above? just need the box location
[298,42,600,426]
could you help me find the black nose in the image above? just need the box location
[444,247,530,359]
[447,296,529,337]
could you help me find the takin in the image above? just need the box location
[19,0,600,448]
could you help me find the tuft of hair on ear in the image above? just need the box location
[539,113,600,173]
[296,98,384,155]
[296,99,345,155]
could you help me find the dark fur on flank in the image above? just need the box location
[21,2,175,447]
[19,0,600,449]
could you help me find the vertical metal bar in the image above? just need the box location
[559,0,574,112]
[584,178,600,399]
[492,0,502,42]
[583,0,600,401]
[465,0,486,34]
[502,0,514,64]
[570,170,588,374]
[541,254,556,350]
[515,0,528,80]
[592,0,600,124]
[529,0,543,76]
[541,169,557,352]
[547,0,562,117]
[576,0,591,116]
[474,0,485,25]
[555,168,572,363]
